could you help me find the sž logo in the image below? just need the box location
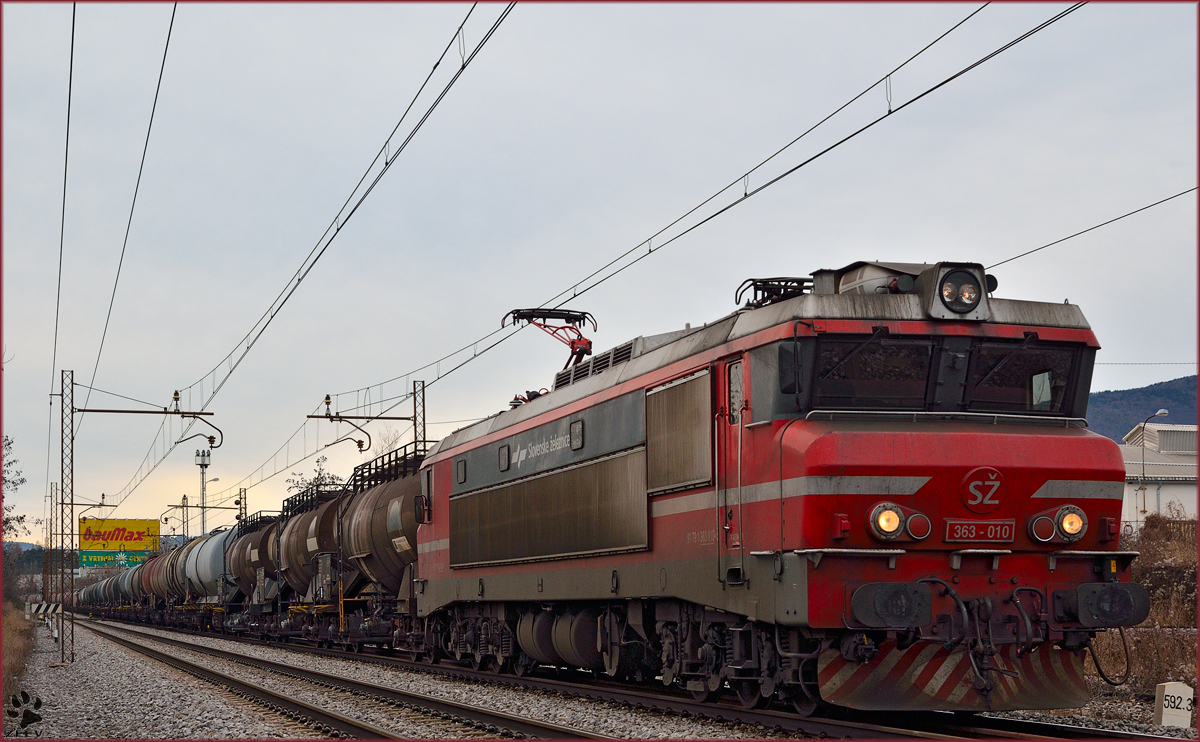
[960,466,1004,514]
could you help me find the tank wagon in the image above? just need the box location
[81,260,1150,715]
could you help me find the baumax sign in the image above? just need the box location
[79,518,160,551]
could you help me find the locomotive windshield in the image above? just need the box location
[814,339,933,409]
[965,342,1077,413]
[780,334,1087,416]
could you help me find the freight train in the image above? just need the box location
[79,260,1150,715]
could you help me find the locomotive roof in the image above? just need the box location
[429,283,1092,457]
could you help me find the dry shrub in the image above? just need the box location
[2,601,35,702]
[1085,510,1198,698]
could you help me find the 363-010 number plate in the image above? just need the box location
[945,519,1015,542]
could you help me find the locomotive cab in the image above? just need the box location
[730,261,1150,710]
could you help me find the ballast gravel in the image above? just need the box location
[97,621,798,739]
[93,626,506,739]
[87,620,1199,740]
[986,703,1198,739]
[8,619,312,739]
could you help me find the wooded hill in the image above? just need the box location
[1087,375,1197,442]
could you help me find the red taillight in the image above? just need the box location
[1030,516,1056,542]
[905,513,931,540]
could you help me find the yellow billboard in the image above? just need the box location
[79,518,160,551]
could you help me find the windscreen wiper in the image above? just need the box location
[819,326,888,380]
[974,332,1039,388]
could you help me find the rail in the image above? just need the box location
[83,619,612,740]
[83,616,1177,741]
[80,622,401,739]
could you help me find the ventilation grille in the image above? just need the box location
[613,342,633,365]
[552,341,635,391]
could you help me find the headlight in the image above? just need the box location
[1062,513,1083,535]
[938,269,983,314]
[1055,506,1087,541]
[870,503,905,540]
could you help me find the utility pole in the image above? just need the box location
[61,370,73,663]
[196,449,211,535]
[413,380,426,445]
[55,377,219,663]
[307,379,427,451]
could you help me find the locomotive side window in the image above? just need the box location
[728,361,744,424]
[570,419,584,450]
[813,338,932,409]
[966,343,1077,413]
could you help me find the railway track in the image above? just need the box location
[84,616,1181,740]
[80,620,615,739]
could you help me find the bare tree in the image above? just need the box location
[3,435,28,539]
[3,436,29,605]
[371,425,406,458]
[285,455,344,493]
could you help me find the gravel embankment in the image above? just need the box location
[7,619,314,739]
[89,620,1200,740]
[986,700,1198,739]
[99,621,797,739]
[92,625,509,739]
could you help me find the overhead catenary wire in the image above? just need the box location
[44,2,76,547]
[367,3,1087,399]
[193,2,487,406]
[200,5,1089,513]
[104,4,514,514]
[539,3,992,310]
[538,3,1088,309]
[73,384,167,409]
[201,409,489,526]
[76,3,178,438]
[985,186,1197,269]
[323,2,994,417]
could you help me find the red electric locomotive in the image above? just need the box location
[412,260,1149,714]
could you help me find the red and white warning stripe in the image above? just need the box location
[817,640,1088,711]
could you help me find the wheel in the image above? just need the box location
[735,680,770,709]
[489,656,509,674]
[469,653,485,671]
[690,675,723,704]
[790,688,820,717]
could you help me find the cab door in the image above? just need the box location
[718,357,746,585]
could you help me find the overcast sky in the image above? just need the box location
[4,3,1196,545]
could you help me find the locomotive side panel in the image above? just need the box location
[449,447,648,567]
[418,355,779,621]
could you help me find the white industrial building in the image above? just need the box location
[1118,422,1197,532]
